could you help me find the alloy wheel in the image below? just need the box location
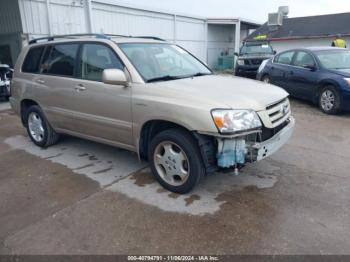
[28,112,45,142]
[321,90,335,112]
[153,141,190,186]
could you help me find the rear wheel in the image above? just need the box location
[148,129,205,194]
[319,85,340,114]
[25,105,60,147]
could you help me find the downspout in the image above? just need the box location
[173,14,177,44]
[86,0,93,33]
[45,0,52,36]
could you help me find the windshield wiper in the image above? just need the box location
[190,72,212,77]
[146,75,182,83]
[147,73,211,83]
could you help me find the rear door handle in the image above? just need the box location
[75,84,86,92]
[36,79,45,84]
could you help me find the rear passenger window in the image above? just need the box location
[41,44,78,77]
[80,44,124,82]
[275,52,295,65]
[22,46,45,73]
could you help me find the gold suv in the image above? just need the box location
[10,34,295,194]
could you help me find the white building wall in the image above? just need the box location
[91,2,207,61]
[270,37,350,53]
[15,0,207,62]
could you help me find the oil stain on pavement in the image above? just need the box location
[5,135,281,216]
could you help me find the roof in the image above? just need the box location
[246,12,350,41]
[207,18,261,27]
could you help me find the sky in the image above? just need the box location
[119,0,350,23]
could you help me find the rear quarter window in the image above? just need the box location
[22,46,45,73]
[41,44,79,77]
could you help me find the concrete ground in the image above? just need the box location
[0,99,349,255]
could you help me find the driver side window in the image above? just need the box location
[80,44,124,82]
[293,52,316,68]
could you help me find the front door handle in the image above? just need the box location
[36,79,45,84]
[75,84,86,92]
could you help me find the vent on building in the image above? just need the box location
[278,6,289,18]
[268,12,283,26]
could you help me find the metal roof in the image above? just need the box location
[246,12,350,41]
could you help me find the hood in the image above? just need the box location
[150,75,289,111]
[328,68,350,78]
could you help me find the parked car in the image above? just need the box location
[10,34,294,194]
[234,41,276,78]
[257,47,350,114]
[0,64,13,101]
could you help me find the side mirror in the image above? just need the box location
[102,69,128,86]
[304,65,317,71]
[234,52,239,56]
[273,50,277,55]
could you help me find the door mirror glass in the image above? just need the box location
[102,69,128,86]
[304,64,317,71]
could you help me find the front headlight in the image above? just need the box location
[237,59,245,66]
[344,78,350,86]
[211,109,262,133]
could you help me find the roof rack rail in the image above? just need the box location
[28,33,110,45]
[28,33,166,45]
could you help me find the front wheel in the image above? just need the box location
[319,86,341,114]
[25,105,60,147]
[148,129,205,194]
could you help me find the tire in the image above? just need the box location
[262,75,270,83]
[25,105,60,148]
[319,85,341,114]
[148,128,205,194]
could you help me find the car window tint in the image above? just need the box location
[294,52,315,67]
[80,44,124,82]
[41,44,78,77]
[22,46,45,73]
[276,52,295,65]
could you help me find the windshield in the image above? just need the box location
[240,43,274,55]
[118,43,211,82]
[315,50,350,70]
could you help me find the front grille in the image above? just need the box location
[250,59,263,65]
[266,98,291,128]
[258,119,290,142]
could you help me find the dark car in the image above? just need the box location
[257,47,350,114]
[234,41,276,78]
[0,64,13,101]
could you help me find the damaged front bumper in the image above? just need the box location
[215,116,295,168]
[250,116,295,161]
